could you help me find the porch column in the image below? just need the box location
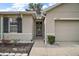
[44,18,47,45]
[1,15,3,40]
[20,14,23,18]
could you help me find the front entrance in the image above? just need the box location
[36,21,42,37]
[33,19,44,39]
[33,18,45,39]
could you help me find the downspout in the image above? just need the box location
[43,11,47,45]
[44,17,47,45]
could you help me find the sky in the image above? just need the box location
[0,3,55,11]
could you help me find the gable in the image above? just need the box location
[46,3,79,18]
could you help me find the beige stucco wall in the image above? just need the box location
[1,14,33,42]
[46,3,79,37]
[47,3,79,18]
[22,15,33,33]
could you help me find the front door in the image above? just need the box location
[36,21,42,37]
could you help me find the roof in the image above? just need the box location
[0,11,35,15]
[44,3,62,12]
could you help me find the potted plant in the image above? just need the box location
[48,35,55,44]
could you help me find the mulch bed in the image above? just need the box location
[0,43,34,56]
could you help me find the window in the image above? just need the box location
[9,18,17,33]
[3,17,22,33]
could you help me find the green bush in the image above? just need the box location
[48,35,55,44]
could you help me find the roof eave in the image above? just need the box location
[44,3,62,12]
[0,11,35,15]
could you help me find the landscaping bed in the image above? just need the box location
[0,43,34,56]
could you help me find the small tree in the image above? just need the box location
[26,3,43,15]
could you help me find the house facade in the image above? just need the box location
[45,3,79,42]
[0,3,79,44]
[0,11,34,43]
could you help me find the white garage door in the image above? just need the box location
[55,20,79,42]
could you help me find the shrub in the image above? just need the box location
[48,35,55,44]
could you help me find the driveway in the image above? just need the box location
[30,42,79,56]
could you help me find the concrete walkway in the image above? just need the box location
[30,41,79,56]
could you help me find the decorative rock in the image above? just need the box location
[2,53,9,56]
[0,53,3,56]
[21,53,28,56]
[8,53,15,56]
[15,53,22,56]
[12,48,18,52]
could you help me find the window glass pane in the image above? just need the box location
[9,18,17,32]
[10,22,17,25]
[10,25,17,32]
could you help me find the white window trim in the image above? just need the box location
[8,17,17,33]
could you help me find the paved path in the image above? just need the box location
[30,47,79,56]
[30,41,79,56]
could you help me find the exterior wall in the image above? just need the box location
[1,14,33,43]
[22,15,33,41]
[47,3,79,18]
[46,3,79,40]
[22,15,33,33]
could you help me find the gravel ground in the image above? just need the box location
[0,43,34,56]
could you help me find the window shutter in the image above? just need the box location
[17,17,22,33]
[3,17,9,33]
